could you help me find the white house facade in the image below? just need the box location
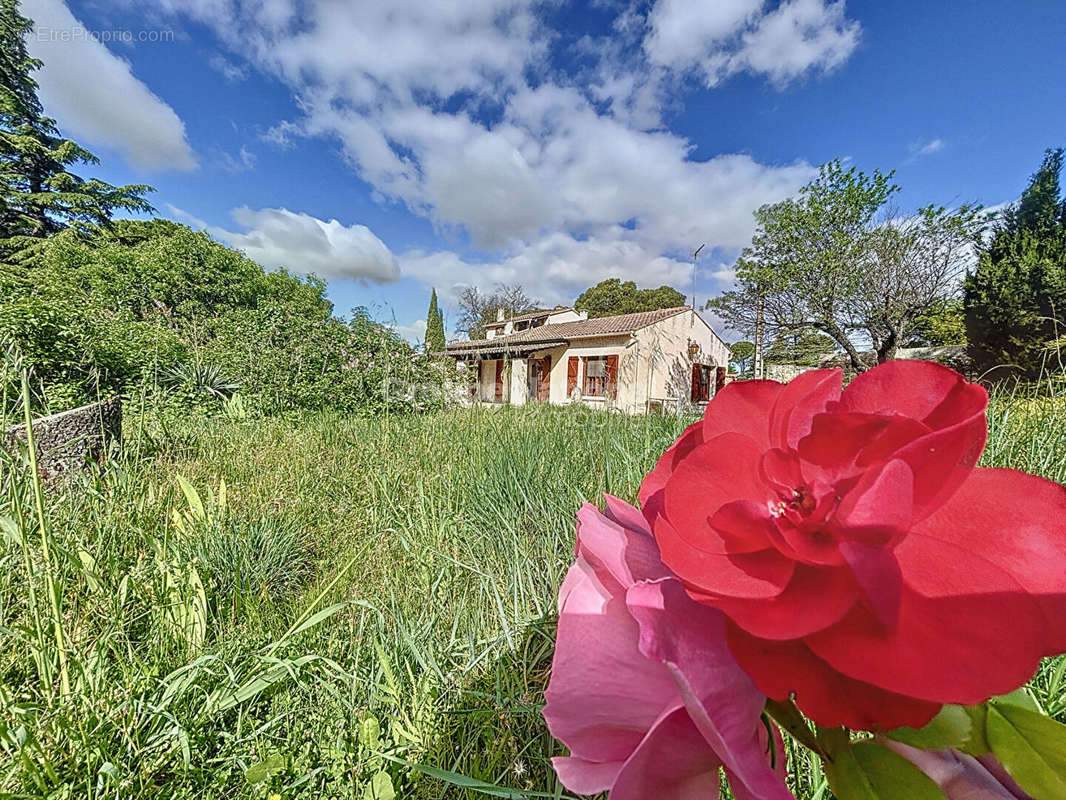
[445,306,731,414]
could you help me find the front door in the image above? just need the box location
[529,357,551,402]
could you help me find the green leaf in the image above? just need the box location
[987,703,1066,800]
[823,740,947,800]
[175,473,204,520]
[361,771,395,800]
[244,753,285,785]
[358,717,381,750]
[888,704,974,752]
[994,688,1043,714]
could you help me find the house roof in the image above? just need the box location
[446,306,691,356]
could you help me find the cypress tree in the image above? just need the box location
[965,149,1066,378]
[424,288,446,353]
[0,0,154,257]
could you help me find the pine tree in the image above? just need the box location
[0,0,154,257]
[965,148,1066,378]
[424,288,446,353]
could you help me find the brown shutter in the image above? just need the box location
[691,364,701,401]
[494,360,504,401]
[567,356,579,395]
[606,354,619,400]
[715,366,727,393]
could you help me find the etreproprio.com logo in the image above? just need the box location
[35,26,175,44]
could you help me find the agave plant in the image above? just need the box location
[163,360,239,400]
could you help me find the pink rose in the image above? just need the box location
[542,495,793,799]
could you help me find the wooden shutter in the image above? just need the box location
[567,356,579,395]
[494,360,504,401]
[538,356,552,401]
[605,354,619,400]
[691,364,701,401]
[715,366,727,393]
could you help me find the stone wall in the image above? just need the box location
[3,397,122,482]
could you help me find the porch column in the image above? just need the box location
[509,357,529,406]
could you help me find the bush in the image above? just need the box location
[1,219,440,415]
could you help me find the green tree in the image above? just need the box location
[0,0,153,257]
[574,278,686,318]
[424,288,446,353]
[965,149,1066,379]
[711,160,980,371]
[765,330,837,366]
[906,298,966,346]
[728,341,755,375]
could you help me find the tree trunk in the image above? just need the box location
[821,320,869,373]
[753,294,765,378]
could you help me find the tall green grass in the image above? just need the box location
[0,402,690,798]
[1,381,1064,798]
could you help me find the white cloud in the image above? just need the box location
[217,145,256,172]
[402,227,697,309]
[390,318,428,345]
[644,0,763,68]
[24,0,197,171]
[910,137,945,158]
[142,0,856,306]
[168,205,401,283]
[644,0,861,87]
[209,53,248,82]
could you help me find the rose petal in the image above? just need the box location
[834,458,915,540]
[603,492,653,537]
[659,434,772,556]
[838,541,903,629]
[912,468,1066,655]
[711,565,859,640]
[550,756,623,795]
[655,512,796,599]
[711,500,777,554]
[806,534,1045,704]
[702,378,783,450]
[576,502,670,587]
[626,579,794,800]
[769,369,843,451]
[840,360,985,423]
[726,624,941,730]
[543,562,680,762]
[608,705,724,800]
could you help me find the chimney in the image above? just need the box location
[496,307,506,322]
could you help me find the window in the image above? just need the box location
[583,356,608,396]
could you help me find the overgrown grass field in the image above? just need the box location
[1,391,1064,798]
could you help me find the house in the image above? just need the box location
[445,306,731,413]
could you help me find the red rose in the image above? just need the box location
[640,361,1066,731]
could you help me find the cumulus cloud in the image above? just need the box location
[389,318,427,345]
[24,0,197,171]
[169,205,401,282]
[401,227,697,308]
[645,0,861,87]
[139,0,861,303]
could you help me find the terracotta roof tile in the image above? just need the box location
[446,306,690,354]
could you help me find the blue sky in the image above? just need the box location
[21,0,1066,343]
